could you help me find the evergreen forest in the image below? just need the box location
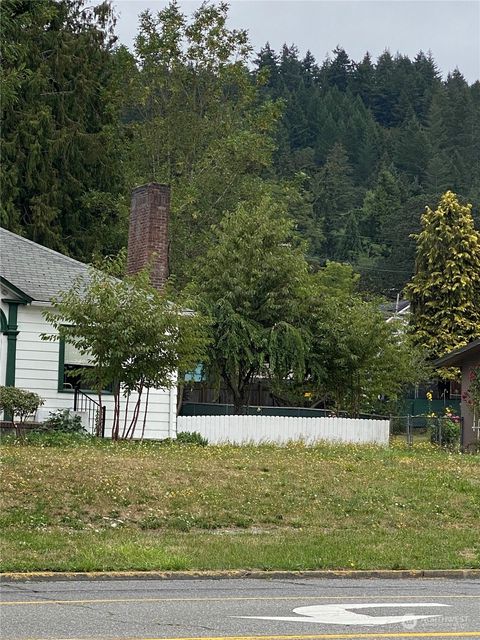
[2,0,479,299]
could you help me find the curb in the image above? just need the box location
[1,569,480,582]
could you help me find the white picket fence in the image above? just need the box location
[177,415,389,445]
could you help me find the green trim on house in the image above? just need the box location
[0,276,33,304]
[4,302,20,388]
[57,335,113,395]
[0,309,7,332]
[57,335,66,392]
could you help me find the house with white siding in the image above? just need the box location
[0,183,177,439]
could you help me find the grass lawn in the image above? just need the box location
[1,436,479,572]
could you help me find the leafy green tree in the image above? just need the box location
[405,191,480,366]
[190,191,308,414]
[270,263,423,415]
[302,296,423,415]
[0,0,126,260]
[44,258,208,439]
[121,1,281,285]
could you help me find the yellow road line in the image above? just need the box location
[25,631,480,640]
[3,594,480,606]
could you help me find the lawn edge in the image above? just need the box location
[2,569,480,581]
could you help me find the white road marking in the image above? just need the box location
[238,602,450,626]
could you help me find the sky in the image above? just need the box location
[109,0,480,83]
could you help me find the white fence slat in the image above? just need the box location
[177,415,389,445]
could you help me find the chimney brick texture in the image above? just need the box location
[127,183,170,290]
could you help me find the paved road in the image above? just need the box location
[1,577,479,639]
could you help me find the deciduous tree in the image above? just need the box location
[121,1,281,285]
[44,257,208,439]
[190,191,308,414]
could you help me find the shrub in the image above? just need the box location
[22,431,91,447]
[430,417,461,449]
[0,386,44,422]
[176,431,208,446]
[40,409,86,434]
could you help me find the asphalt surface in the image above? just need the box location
[1,577,479,639]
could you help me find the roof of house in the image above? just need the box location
[434,339,480,368]
[0,228,90,303]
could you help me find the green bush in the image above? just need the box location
[0,386,44,422]
[21,431,92,447]
[430,417,461,449]
[176,431,208,446]
[40,409,87,434]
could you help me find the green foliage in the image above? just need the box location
[43,259,209,438]
[273,286,426,415]
[255,43,477,294]
[118,1,282,285]
[4,0,479,299]
[175,431,208,446]
[190,192,424,415]
[0,0,126,259]
[190,190,308,413]
[0,387,44,423]
[310,142,359,258]
[40,410,86,434]
[14,431,92,448]
[430,417,461,449]
[406,191,480,367]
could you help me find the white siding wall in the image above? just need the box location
[11,304,175,439]
[177,415,390,446]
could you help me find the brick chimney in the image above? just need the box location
[127,183,170,290]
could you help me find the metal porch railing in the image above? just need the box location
[73,388,106,437]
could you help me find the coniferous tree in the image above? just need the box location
[350,52,375,108]
[372,50,400,127]
[412,51,441,123]
[324,47,353,91]
[394,114,430,183]
[442,71,476,192]
[312,143,357,259]
[405,191,480,362]
[0,0,125,260]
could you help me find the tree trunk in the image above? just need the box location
[233,390,247,415]
[121,391,131,439]
[140,387,150,441]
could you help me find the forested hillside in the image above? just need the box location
[255,44,480,293]
[2,0,479,297]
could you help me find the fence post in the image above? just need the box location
[406,414,411,445]
[101,406,106,438]
[74,388,78,412]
